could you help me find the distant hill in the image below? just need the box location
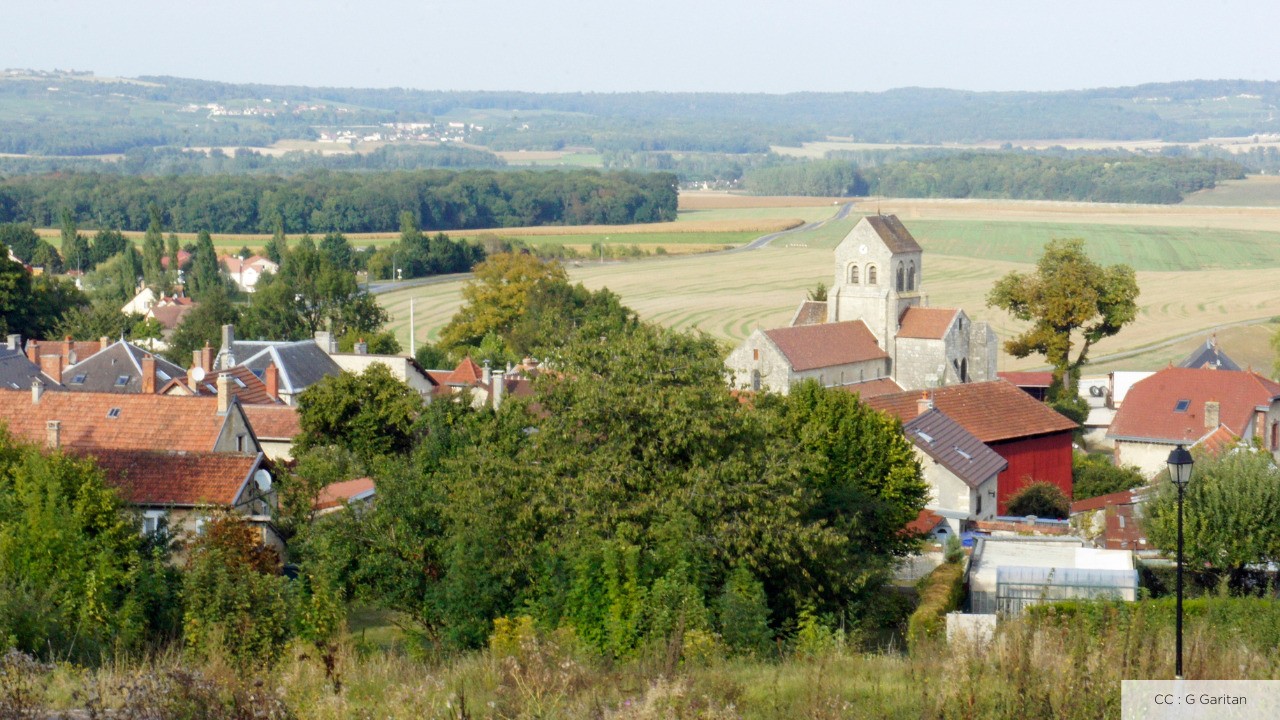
[4,71,1280,159]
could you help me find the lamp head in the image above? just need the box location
[1167,444,1194,488]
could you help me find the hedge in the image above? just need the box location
[906,561,966,653]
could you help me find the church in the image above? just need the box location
[725,215,998,394]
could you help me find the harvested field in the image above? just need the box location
[679,191,850,209]
[1182,175,1280,207]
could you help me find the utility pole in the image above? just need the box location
[409,298,416,357]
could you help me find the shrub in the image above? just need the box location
[1072,452,1143,501]
[716,566,771,657]
[943,534,964,564]
[906,561,965,653]
[1007,481,1071,519]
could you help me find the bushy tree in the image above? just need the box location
[0,248,86,339]
[1006,481,1071,519]
[141,207,167,288]
[0,223,40,264]
[1073,452,1143,501]
[0,432,175,661]
[987,238,1139,398]
[165,288,240,364]
[1145,447,1280,574]
[295,364,424,463]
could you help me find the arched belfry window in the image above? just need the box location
[908,261,916,291]
[896,262,905,291]
[848,264,859,284]
[867,265,878,285]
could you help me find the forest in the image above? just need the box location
[0,169,679,234]
[743,154,1245,203]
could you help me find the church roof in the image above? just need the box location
[762,320,887,372]
[863,215,923,254]
[834,377,903,399]
[897,307,959,339]
[789,300,828,327]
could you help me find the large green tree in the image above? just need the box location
[141,207,167,288]
[987,238,1138,397]
[0,245,86,338]
[165,288,241,364]
[1144,447,1280,575]
[186,230,224,301]
[437,252,568,354]
[295,363,424,463]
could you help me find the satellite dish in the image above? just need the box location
[253,469,272,493]
[191,366,207,383]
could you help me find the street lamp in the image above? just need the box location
[1166,444,1194,679]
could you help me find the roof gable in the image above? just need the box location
[1178,338,1241,371]
[62,342,186,394]
[237,341,340,394]
[0,348,62,391]
[242,404,301,440]
[897,307,959,340]
[762,320,888,372]
[867,380,1078,443]
[1108,366,1280,443]
[789,300,828,327]
[904,408,1008,488]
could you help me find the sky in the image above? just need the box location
[5,0,1280,93]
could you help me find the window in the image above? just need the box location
[107,408,121,419]
[141,510,166,536]
[908,261,916,291]
[70,374,86,385]
[236,434,246,453]
[976,494,982,515]
[1272,421,1278,451]
[848,264,859,284]
[896,262,905,291]
[867,265,878,285]
[115,375,130,387]
[752,348,759,361]
[1174,399,1191,412]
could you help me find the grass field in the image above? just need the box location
[380,196,1280,374]
[1182,174,1280,207]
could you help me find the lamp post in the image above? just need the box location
[1166,444,1194,679]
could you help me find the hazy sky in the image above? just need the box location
[6,0,1279,93]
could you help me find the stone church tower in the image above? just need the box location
[828,215,925,348]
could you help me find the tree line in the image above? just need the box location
[0,169,679,234]
[743,154,1244,204]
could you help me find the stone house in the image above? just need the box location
[903,404,1006,534]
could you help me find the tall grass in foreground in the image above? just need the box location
[5,606,1279,719]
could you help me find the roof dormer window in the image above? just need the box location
[115,375,130,387]
[1174,399,1190,412]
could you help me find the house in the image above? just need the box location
[25,336,108,372]
[215,326,341,406]
[426,357,534,409]
[0,334,63,391]
[59,340,187,394]
[1106,366,1280,477]
[904,404,1006,534]
[966,536,1137,615]
[726,215,998,394]
[867,380,1078,515]
[1178,335,1240,371]
[1070,488,1152,552]
[93,450,278,551]
[221,255,279,293]
[121,286,159,315]
[328,344,438,400]
[241,405,302,462]
[162,363,281,406]
[0,380,275,544]
[905,509,950,543]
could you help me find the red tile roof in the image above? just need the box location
[905,509,946,535]
[762,320,887,372]
[897,307,958,339]
[1070,488,1139,515]
[1107,367,1280,444]
[1196,425,1241,457]
[91,450,259,506]
[149,302,198,331]
[866,380,1078,443]
[998,371,1054,388]
[449,357,484,385]
[789,300,828,327]
[314,477,375,511]
[835,377,904,399]
[242,404,301,440]
[0,389,232,452]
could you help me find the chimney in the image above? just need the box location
[916,391,933,417]
[218,326,236,368]
[99,336,109,351]
[264,362,279,400]
[217,372,231,414]
[201,344,215,374]
[39,353,63,382]
[1205,401,1220,430]
[314,331,335,355]
[5,334,19,351]
[45,420,60,450]
[482,360,492,385]
[142,354,157,394]
[31,378,43,404]
[355,340,368,355]
[25,340,37,364]
[492,370,506,410]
